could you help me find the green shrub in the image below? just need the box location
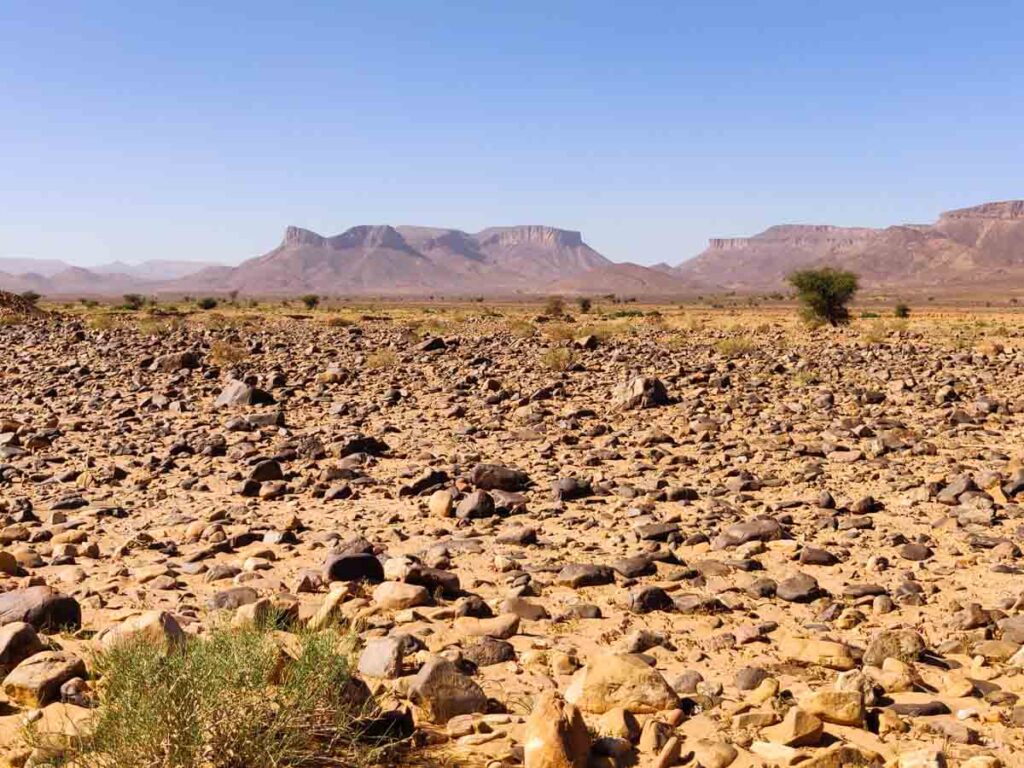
[787,268,859,326]
[894,302,911,319]
[577,297,593,313]
[19,290,41,305]
[196,297,218,310]
[34,621,391,768]
[301,294,320,310]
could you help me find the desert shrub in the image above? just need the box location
[577,297,593,313]
[301,294,320,310]
[894,302,911,319]
[34,621,391,768]
[788,268,859,326]
[540,347,575,371]
[19,290,41,305]
[365,348,398,370]
[543,322,575,342]
[121,294,146,311]
[326,315,354,328]
[210,340,248,366]
[197,297,219,310]
[506,319,536,338]
[544,295,565,317]
[87,314,119,331]
[715,336,756,356]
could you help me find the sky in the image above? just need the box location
[1,1,1022,267]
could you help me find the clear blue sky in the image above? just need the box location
[1,1,1022,266]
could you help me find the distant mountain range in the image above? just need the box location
[674,200,1024,292]
[2,201,1023,297]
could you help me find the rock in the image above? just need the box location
[691,739,738,768]
[428,490,454,517]
[98,610,185,651]
[799,689,864,726]
[0,622,43,676]
[455,489,496,519]
[556,563,614,588]
[863,629,926,666]
[215,379,275,408]
[0,587,81,631]
[358,637,404,679]
[615,376,670,409]
[462,637,516,667]
[777,572,822,602]
[471,463,530,491]
[408,657,488,724]
[761,706,823,747]
[2,650,86,707]
[373,581,431,610]
[322,552,384,583]
[454,614,520,640]
[523,691,590,768]
[780,636,857,670]
[565,653,678,714]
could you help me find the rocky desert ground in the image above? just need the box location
[4,292,1024,767]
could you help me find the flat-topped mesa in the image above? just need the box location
[708,225,876,251]
[940,200,1024,221]
[281,226,326,247]
[475,225,584,249]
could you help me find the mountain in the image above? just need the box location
[92,260,220,280]
[0,258,217,296]
[173,224,614,295]
[676,200,1024,291]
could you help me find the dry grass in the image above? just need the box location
[715,335,757,356]
[210,340,248,366]
[365,348,399,370]
[543,322,576,342]
[540,347,575,371]
[25,621,401,768]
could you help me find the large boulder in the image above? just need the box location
[0,587,81,632]
[565,654,678,714]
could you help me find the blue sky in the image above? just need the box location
[1,1,1022,266]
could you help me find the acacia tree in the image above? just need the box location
[787,268,859,326]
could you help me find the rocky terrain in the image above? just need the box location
[676,200,1024,292]
[2,300,1024,767]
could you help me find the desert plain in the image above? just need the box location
[2,292,1024,767]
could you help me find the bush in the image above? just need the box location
[301,294,320,310]
[894,302,911,319]
[121,294,146,311]
[787,268,859,326]
[210,340,247,366]
[715,336,756,357]
[19,290,41,305]
[577,297,593,313]
[540,347,575,371]
[544,295,565,317]
[197,297,218,310]
[35,621,390,768]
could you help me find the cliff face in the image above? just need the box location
[676,200,1024,291]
